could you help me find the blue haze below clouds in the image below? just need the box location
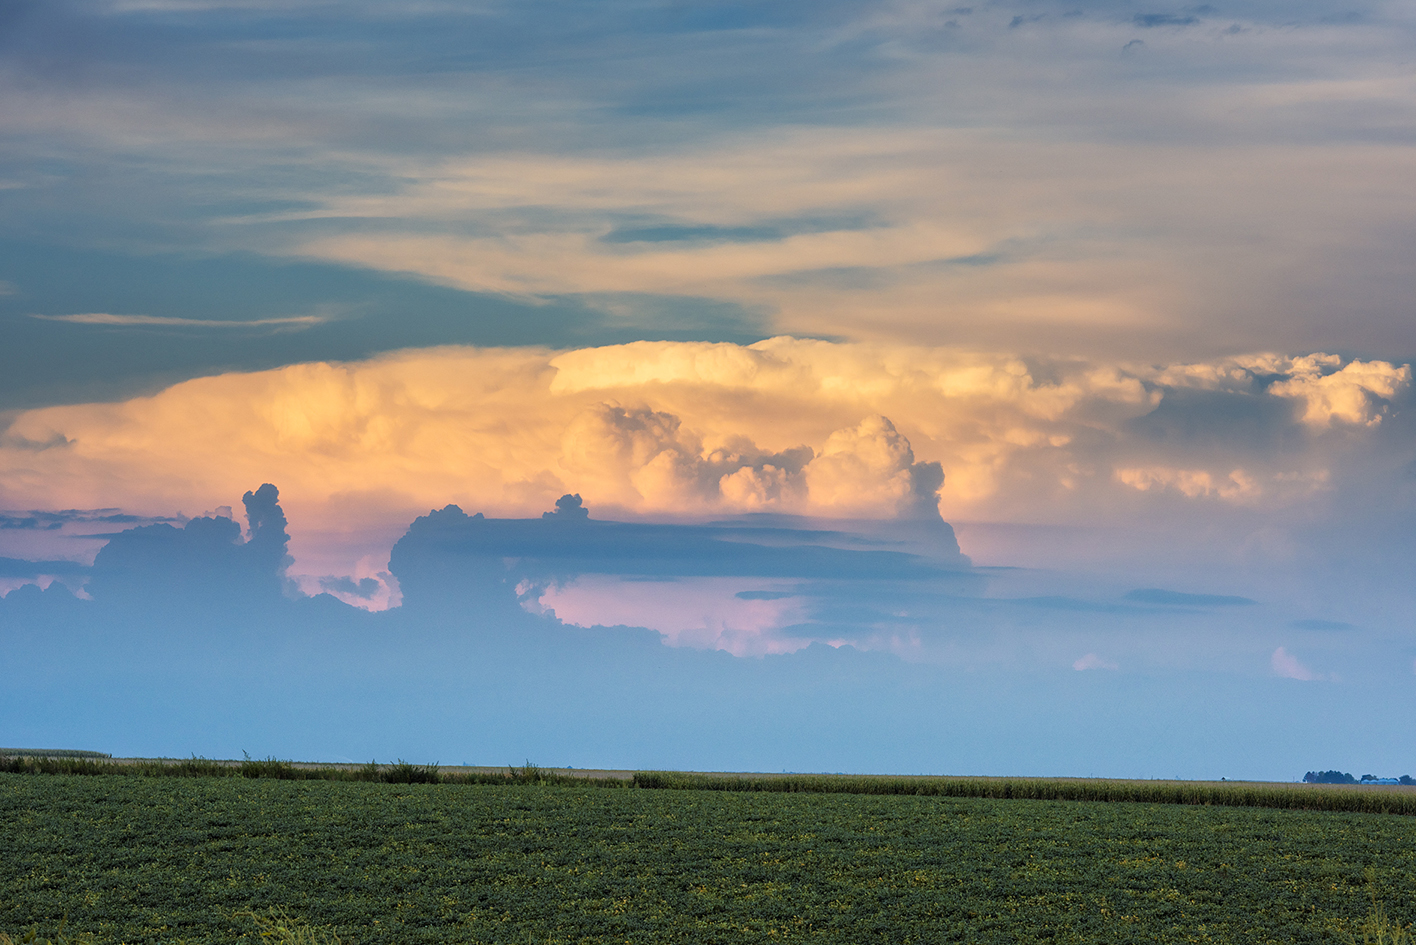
[2,0,1415,778]
[2,488,1413,781]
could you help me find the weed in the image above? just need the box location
[240,753,300,780]
[509,760,545,784]
[384,759,440,784]
[1350,870,1414,945]
[235,907,342,945]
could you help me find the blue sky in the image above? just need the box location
[0,0,1413,777]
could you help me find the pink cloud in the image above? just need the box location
[534,576,812,656]
[1072,653,1118,671]
[1271,646,1320,681]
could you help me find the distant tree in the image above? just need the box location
[1400,776,1415,786]
[1303,770,1357,784]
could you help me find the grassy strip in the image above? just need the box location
[7,754,1415,815]
[630,771,1416,815]
[0,755,603,787]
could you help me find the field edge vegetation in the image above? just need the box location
[4,754,1416,815]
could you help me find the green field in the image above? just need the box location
[2,773,1414,944]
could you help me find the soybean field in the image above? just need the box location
[2,773,1414,944]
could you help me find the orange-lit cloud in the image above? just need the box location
[291,128,1416,358]
[0,338,1407,597]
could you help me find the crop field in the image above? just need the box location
[2,773,1415,944]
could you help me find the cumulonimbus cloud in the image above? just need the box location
[0,337,1406,587]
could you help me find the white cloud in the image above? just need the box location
[1149,353,1411,428]
[804,416,932,517]
[1268,357,1411,428]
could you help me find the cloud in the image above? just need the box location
[1271,646,1321,681]
[1115,466,1261,501]
[32,313,328,329]
[0,556,89,578]
[1133,14,1198,27]
[87,484,293,608]
[1073,653,1119,671]
[1124,588,1257,606]
[0,509,174,530]
[0,339,1407,592]
[388,500,962,588]
[2,0,1414,374]
[1268,357,1411,429]
[538,576,813,656]
[318,575,384,599]
[1152,353,1411,428]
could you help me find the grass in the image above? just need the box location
[0,754,592,788]
[4,753,1416,814]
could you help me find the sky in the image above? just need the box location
[1,0,1414,778]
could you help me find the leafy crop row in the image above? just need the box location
[2,774,1414,944]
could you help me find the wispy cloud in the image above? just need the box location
[1123,588,1256,607]
[1073,653,1119,671]
[0,0,1412,362]
[0,509,179,531]
[32,313,328,329]
[1271,646,1322,681]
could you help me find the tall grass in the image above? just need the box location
[3,754,1413,814]
[0,754,602,788]
[629,771,1416,815]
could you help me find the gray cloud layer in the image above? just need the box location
[1,0,1413,406]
